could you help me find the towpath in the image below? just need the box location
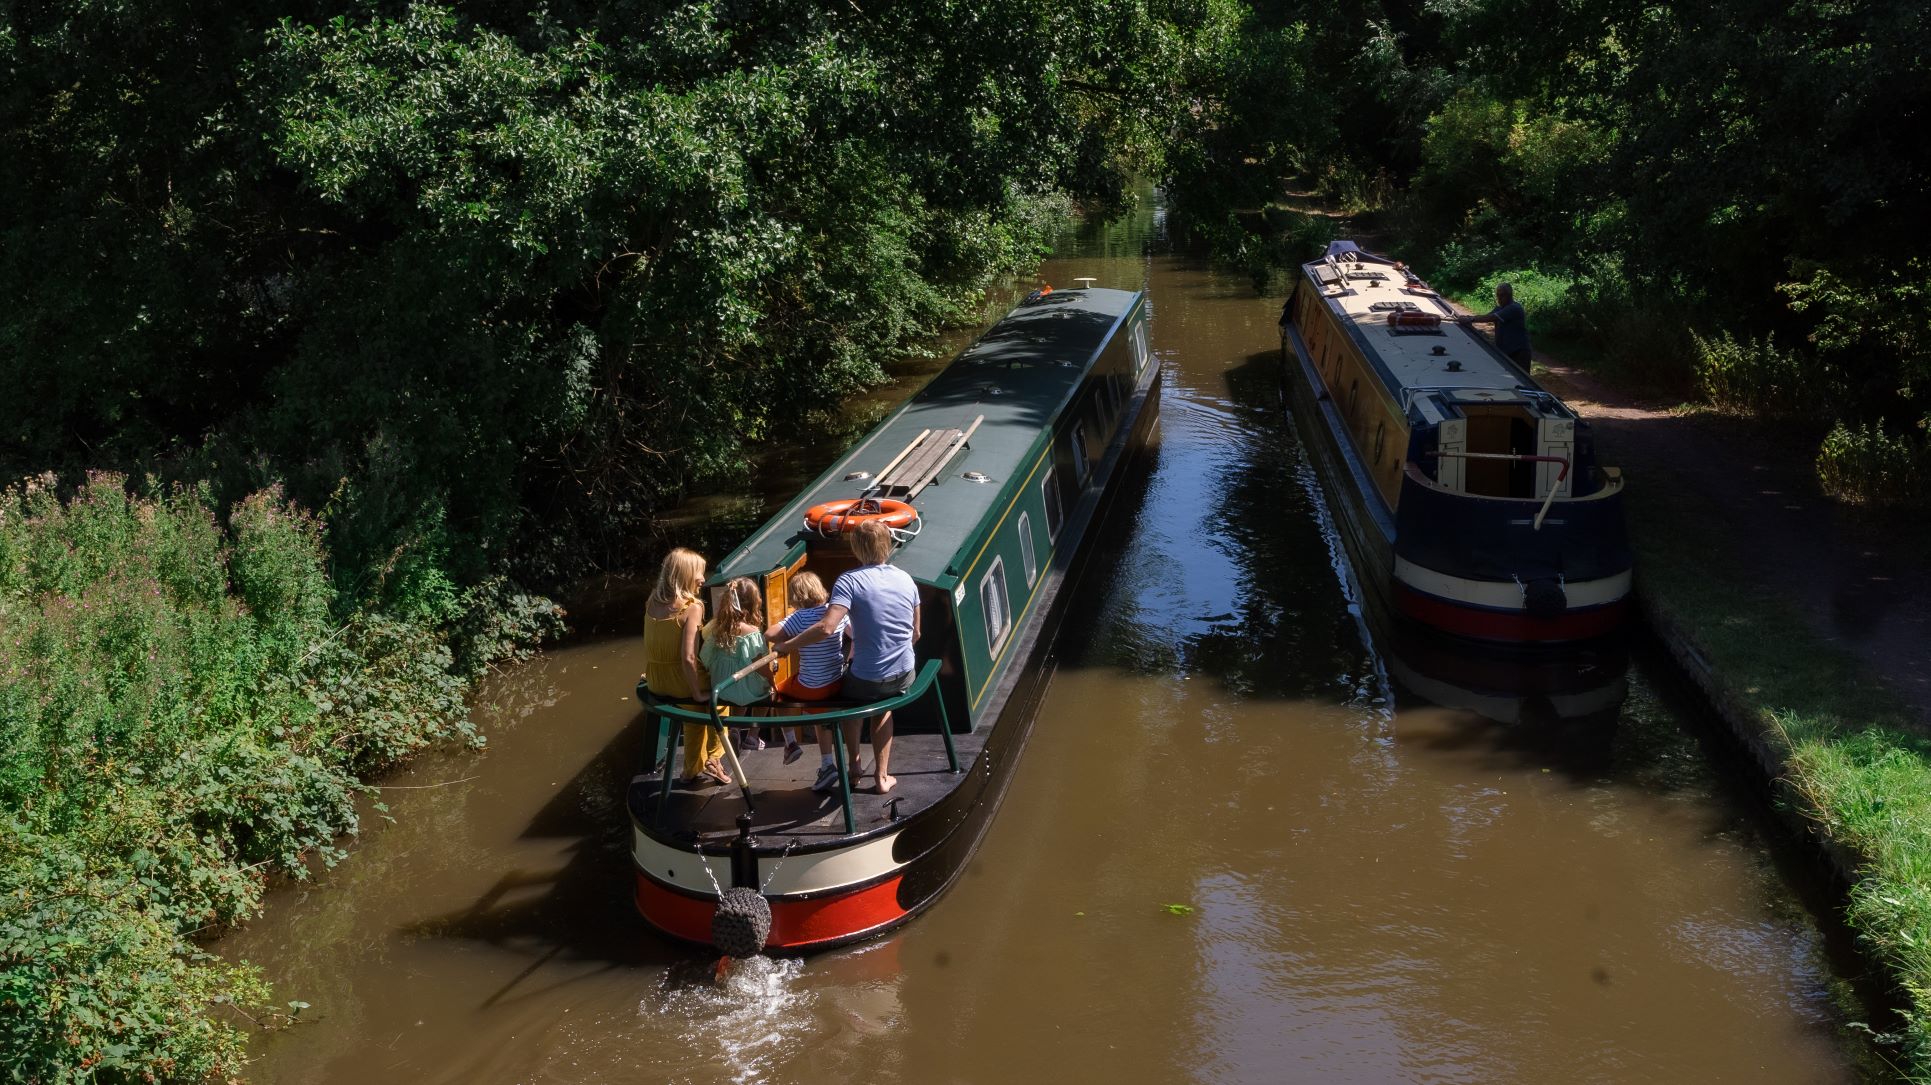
[1527,356,1931,727]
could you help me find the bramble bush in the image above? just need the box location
[0,474,496,1082]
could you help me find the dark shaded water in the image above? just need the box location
[224,199,1872,1082]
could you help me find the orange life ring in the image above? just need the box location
[803,498,918,536]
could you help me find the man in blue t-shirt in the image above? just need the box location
[775,519,921,794]
[1456,281,1532,366]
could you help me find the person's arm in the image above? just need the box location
[912,603,921,643]
[1456,309,1496,326]
[680,604,710,703]
[777,603,849,652]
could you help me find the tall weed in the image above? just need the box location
[1816,420,1929,508]
[1691,331,1829,419]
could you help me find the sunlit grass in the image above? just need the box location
[1632,484,1931,1077]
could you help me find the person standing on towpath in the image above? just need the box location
[774,519,920,795]
[1456,281,1532,366]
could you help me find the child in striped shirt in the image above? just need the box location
[767,572,853,784]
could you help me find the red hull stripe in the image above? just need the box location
[635,872,908,951]
[1395,583,1626,643]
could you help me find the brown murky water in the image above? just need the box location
[225,199,1869,1082]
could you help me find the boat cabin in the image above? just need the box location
[1290,241,1600,516]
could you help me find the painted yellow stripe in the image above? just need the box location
[960,444,1058,711]
[963,441,1055,577]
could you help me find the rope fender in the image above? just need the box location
[712,886,772,958]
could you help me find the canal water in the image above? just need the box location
[225,200,1873,1082]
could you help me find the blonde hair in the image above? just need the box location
[849,519,895,565]
[649,547,705,610]
[787,570,828,607]
[711,576,764,650]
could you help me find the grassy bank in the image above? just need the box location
[0,475,559,1081]
[1628,481,1931,1077]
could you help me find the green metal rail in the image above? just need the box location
[640,658,956,833]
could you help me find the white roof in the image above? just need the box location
[1305,249,1533,406]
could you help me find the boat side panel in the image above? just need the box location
[1290,281,1411,510]
[1280,321,1398,619]
[952,300,1147,723]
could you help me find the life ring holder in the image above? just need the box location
[803,497,922,544]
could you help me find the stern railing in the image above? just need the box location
[638,657,957,834]
[1423,451,1571,530]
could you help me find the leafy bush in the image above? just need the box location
[1691,331,1827,419]
[1816,420,1929,508]
[0,474,490,1082]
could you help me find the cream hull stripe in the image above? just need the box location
[633,827,907,898]
[1393,556,1632,611]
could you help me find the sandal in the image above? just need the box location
[702,759,733,786]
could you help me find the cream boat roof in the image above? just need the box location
[1302,240,1556,413]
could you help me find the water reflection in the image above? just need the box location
[1382,626,1630,728]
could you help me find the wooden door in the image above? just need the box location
[762,546,808,688]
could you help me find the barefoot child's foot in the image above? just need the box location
[872,774,896,795]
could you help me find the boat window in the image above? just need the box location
[1133,322,1151,374]
[1373,422,1387,464]
[1041,470,1063,540]
[1017,511,1038,587]
[1346,379,1359,421]
[982,557,1012,656]
[1070,425,1092,487]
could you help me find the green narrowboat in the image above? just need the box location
[630,283,1158,952]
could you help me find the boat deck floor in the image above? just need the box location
[629,730,985,844]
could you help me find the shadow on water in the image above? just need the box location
[402,666,683,997]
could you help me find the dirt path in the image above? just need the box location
[1530,356,1931,726]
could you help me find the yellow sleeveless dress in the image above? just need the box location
[643,597,727,780]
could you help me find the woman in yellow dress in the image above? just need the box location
[642,547,729,785]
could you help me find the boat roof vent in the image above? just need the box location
[1073,276,1098,289]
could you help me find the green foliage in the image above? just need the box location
[1783,261,1931,405]
[2,0,1224,595]
[1816,420,1930,509]
[0,476,479,1082]
[1691,331,1823,419]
